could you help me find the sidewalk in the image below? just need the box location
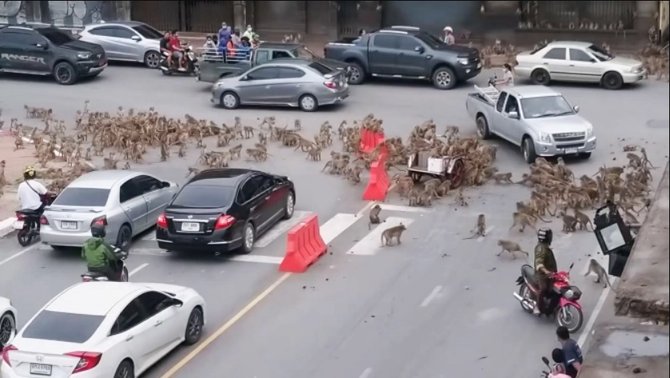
[0,132,39,236]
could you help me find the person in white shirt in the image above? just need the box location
[494,63,515,87]
[17,166,48,211]
[443,26,456,45]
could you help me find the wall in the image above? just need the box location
[381,1,483,37]
[0,1,127,27]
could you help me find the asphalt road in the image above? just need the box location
[0,63,668,378]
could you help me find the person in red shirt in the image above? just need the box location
[169,30,186,71]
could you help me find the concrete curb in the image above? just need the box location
[0,216,17,238]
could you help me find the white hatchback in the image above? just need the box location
[2,282,206,378]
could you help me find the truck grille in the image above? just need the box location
[552,132,585,142]
[556,143,585,149]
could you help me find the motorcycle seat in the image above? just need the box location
[18,209,41,215]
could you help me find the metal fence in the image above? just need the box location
[520,1,637,31]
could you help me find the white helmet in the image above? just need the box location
[443,26,453,33]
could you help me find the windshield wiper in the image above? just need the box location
[533,111,573,118]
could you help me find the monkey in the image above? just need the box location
[0,160,6,187]
[626,152,643,168]
[243,126,255,139]
[346,164,364,184]
[380,223,407,247]
[307,145,322,161]
[160,142,170,162]
[561,213,578,233]
[246,148,269,162]
[640,147,655,168]
[258,131,268,146]
[407,187,422,207]
[573,209,593,231]
[496,240,529,259]
[509,212,536,232]
[185,167,200,178]
[584,259,614,289]
[492,172,514,184]
[418,189,433,207]
[368,204,382,230]
[437,179,451,197]
[122,161,131,170]
[14,134,24,150]
[229,144,243,160]
[462,214,486,240]
[293,119,302,131]
[178,143,187,158]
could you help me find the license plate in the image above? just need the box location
[30,363,52,376]
[13,220,24,229]
[565,148,578,154]
[60,221,78,230]
[477,62,482,69]
[181,222,200,232]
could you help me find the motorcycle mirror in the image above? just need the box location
[542,356,550,366]
[569,262,574,270]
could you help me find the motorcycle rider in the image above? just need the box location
[17,166,48,212]
[169,30,186,71]
[533,228,558,315]
[81,222,122,281]
[160,31,173,69]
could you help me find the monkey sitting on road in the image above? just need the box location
[368,204,383,230]
[380,223,407,247]
[584,258,614,289]
[463,214,486,239]
[496,240,529,259]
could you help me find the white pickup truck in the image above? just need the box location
[465,85,596,163]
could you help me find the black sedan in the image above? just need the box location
[156,168,295,254]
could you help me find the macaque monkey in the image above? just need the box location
[561,213,578,233]
[573,209,593,231]
[509,212,535,232]
[496,240,529,259]
[463,214,487,239]
[368,204,382,230]
[492,172,514,184]
[584,259,613,289]
[380,223,407,247]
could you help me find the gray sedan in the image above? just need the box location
[40,170,178,250]
[211,58,349,112]
[78,21,163,68]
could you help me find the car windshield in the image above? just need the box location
[52,188,110,207]
[132,24,163,39]
[292,46,317,60]
[414,31,443,48]
[171,185,234,208]
[587,44,613,62]
[22,310,104,343]
[37,28,73,45]
[521,96,575,119]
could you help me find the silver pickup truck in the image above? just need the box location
[465,85,596,163]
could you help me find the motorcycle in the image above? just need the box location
[512,263,584,333]
[14,192,57,247]
[540,356,571,378]
[159,45,198,76]
[81,246,129,282]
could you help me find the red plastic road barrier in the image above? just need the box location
[279,214,327,273]
[362,155,390,201]
[359,128,385,154]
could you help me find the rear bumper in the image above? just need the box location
[535,136,597,157]
[40,225,115,247]
[317,87,350,106]
[156,227,243,252]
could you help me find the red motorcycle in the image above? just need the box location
[513,263,584,333]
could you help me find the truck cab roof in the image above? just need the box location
[502,85,562,99]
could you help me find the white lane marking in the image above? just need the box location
[379,204,432,213]
[359,368,373,378]
[0,244,40,267]
[229,255,283,264]
[420,285,443,307]
[255,211,312,248]
[129,263,149,277]
[477,226,496,242]
[347,217,415,256]
[319,213,359,244]
[577,285,612,348]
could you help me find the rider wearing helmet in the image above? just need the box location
[17,166,48,212]
[443,26,456,45]
[534,228,558,315]
[81,222,121,281]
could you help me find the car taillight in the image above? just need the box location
[39,215,48,225]
[65,351,102,373]
[2,345,17,366]
[156,212,168,229]
[323,80,337,90]
[91,216,107,227]
[15,212,26,221]
[214,214,235,230]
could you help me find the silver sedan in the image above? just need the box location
[40,170,178,250]
[211,58,349,112]
[78,21,163,68]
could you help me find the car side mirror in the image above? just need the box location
[414,46,424,54]
[131,35,141,42]
[542,356,550,366]
[573,105,580,113]
[239,75,248,81]
[161,181,171,188]
[508,111,520,119]
[35,43,48,50]
[170,298,183,307]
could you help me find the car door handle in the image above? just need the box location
[569,64,575,67]
[125,335,134,341]
[543,62,549,65]
[154,320,163,327]
[265,196,271,200]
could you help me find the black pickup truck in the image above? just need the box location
[197,42,348,83]
[0,24,107,85]
[323,26,481,89]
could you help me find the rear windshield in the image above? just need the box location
[308,61,334,76]
[171,185,233,208]
[52,188,110,207]
[22,310,104,343]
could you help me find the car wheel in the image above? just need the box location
[476,115,491,139]
[299,94,318,112]
[113,360,134,378]
[522,137,537,164]
[116,224,132,252]
[220,91,240,109]
[120,266,129,282]
[144,51,161,69]
[240,222,255,254]
[53,62,78,85]
[531,68,551,85]
[0,311,16,346]
[579,152,592,160]
[432,66,457,90]
[184,306,204,345]
[282,191,295,220]
[602,72,623,90]
[346,62,365,85]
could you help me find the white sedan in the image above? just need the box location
[515,41,645,90]
[2,282,205,378]
[1,296,17,347]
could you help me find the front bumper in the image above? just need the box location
[621,70,646,84]
[454,62,482,81]
[535,136,597,157]
[75,59,107,76]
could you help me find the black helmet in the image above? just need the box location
[538,228,553,244]
[91,222,106,238]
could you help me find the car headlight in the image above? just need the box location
[457,58,469,65]
[77,52,92,60]
[585,125,593,138]
[538,132,552,143]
